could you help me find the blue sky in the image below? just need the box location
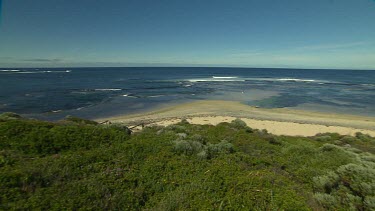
[0,0,375,69]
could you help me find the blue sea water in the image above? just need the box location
[0,67,374,120]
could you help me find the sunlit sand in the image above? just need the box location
[97,100,375,137]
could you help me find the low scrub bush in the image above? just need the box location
[0,112,23,120]
[179,118,190,125]
[63,115,98,125]
[320,144,339,152]
[1,115,374,210]
[313,133,342,142]
[266,135,282,145]
[176,133,187,139]
[173,138,234,159]
[313,193,338,209]
[190,134,205,143]
[0,119,130,156]
[165,125,187,133]
[101,123,132,135]
[315,135,332,142]
[206,140,235,158]
[313,163,375,210]
[196,150,208,160]
[173,140,203,155]
[364,196,375,210]
[230,118,247,129]
[340,135,357,144]
[356,132,374,142]
[313,171,340,193]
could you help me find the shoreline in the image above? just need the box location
[96,100,375,137]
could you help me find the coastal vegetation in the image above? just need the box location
[1,113,375,210]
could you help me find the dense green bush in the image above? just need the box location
[356,132,374,142]
[172,138,234,159]
[1,115,374,210]
[63,115,99,125]
[0,119,130,156]
[230,118,247,129]
[0,112,23,121]
[340,135,357,144]
[315,135,332,142]
[313,146,375,210]
[100,123,132,135]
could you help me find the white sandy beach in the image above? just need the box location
[96,100,375,137]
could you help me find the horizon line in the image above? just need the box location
[0,66,374,71]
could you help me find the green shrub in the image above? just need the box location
[313,171,340,193]
[245,127,254,133]
[190,134,205,144]
[64,115,98,125]
[0,112,23,120]
[313,163,375,210]
[173,140,203,155]
[0,119,130,156]
[101,123,132,135]
[189,140,203,153]
[179,119,190,125]
[230,118,247,129]
[0,150,20,167]
[314,193,338,208]
[176,133,187,139]
[315,135,332,142]
[266,135,282,145]
[355,132,373,142]
[261,129,268,134]
[196,150,208,160]
[173,138,234,159]
[364,196,375,210]
[345,147,362,154]
[282,143,317,156]
[1,117,374,210]
[360,153,375,162]
[165,125,187,133]
[333,140,343,145]
[206,140,234,159]
[336,163,375,196]
[173,140,193,155]
[340,136,357,144]
[320,144,339,152]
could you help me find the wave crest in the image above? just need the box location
[94,89,122,91]
[212,76,238,79]
[0,69,20,72]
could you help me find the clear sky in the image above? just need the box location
[0,0,375,69]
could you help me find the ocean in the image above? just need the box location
[0,67,374,120]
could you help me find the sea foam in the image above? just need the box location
[0,69,20,72]
[94,89,122,91]
[276,78,316,82]
[188,76,245,82]
[212,76,238,79]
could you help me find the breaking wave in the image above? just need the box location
[188,76,245,82]
[0,69,21,72]
[212,76,238,79]
[1,70,72,74]
[94,89,122,91]
[186,76,329,83]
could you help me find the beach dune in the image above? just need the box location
[97,100,375,137]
